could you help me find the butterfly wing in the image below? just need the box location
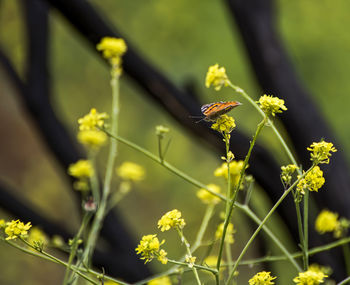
[201,101,241,121]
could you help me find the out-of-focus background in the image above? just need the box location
[0,0,350,284]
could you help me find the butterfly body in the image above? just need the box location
[201,101,241,121]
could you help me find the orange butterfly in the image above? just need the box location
[201,101,242,121]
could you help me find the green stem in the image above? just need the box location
[217,117,266,273]
[294,199,305,265]
[343,243,350,276]
[338,276,350,285]
[191,204,215,251]
[106,132,299,270]
[63,212,92,285]
[177,228,201,285]
[82,70,120,265]
[303,189,309,269]
[226,168,314,284]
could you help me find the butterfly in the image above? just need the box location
[200,101,242,122]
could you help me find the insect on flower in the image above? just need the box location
[200,101,242,122]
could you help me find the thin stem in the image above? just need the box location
[106,132,299,270]
[294,199,306,265]
[191,204,215,251]
[217,117,266,272]
[82,70,120,265]
[226,168,314,284]
[338,276,350,285]
[89,151,100,205]
[303,189,309,269]
[343,243,350,276]
[63,212,92,285]
[177,228,201,285]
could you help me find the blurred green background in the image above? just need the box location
[0,0,349,284]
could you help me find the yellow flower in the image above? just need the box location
[296,166,325,194]
[5,219,32,240]
[214,160,244,186]
[28,227,48,246]
[185,255,197,268]
[204,255,217,267]
[309,264,332,276]
[68,160,94,178]
[96,37,127,61]
[158,209,186,232]
[215,222,235,244]
[205,64,230,91]
[157,249,168,264]
[197,184,221,204]
[211,115,236,134]
[315,210,339,234]
[0,219,6,228]
[155,125,170,137]
[258,95,287,117]
[78,108,108,131]
[249,271,277,285]
[147,276,172,285]
[104,281,121,285]
[77,129,107,149]
[116,162,145,182]
[135,234,166,264]
[281,164,299,186]
[293,269,327,285]
[307,141,337,165]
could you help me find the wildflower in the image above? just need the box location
[68,160,94,178]
[155,125,170,138]
[281,164,299,186]
[296,166,325,194]
[315,210,339,234]
[158,209,186,232]
[185,255,196,268]
[205,64,230,90]
[215,222,235,244]
[77,130,107,150]
[204,255,217,267]
[5,219,32,240]
[51,235,65,248]
[249,271,277,285]
[214,160,244,186]
[309,264,332,276]
[78,108,108,131]
[96,37,127,63]
[147,276,172,285]
[0,219,5,228]
[307,141,337,165]
[104,281,121,285]
[73,180,90,191]
[157,249,168,264]
[28,227,48,246]
[293,269,327,285]
[116,162,145,182]
[211,115,236,134]
[135,234,166,264]
[197,184,221,204]
[258,95,287,117]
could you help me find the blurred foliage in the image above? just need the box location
[0,0,349,283]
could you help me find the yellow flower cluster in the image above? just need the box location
[4,219,32,240]
[96,37,127,67]
[211,115,236,135]
[147,276,172,285]
[155,125,170,138]
[78,108,108,131]
[197,184,221,204]
[307,141,337,165]
[157,209,186,232]
[215,222,235,244]
[293,268,327,285]
[68,160,94,191]
[281,164,299,186]
[249,271,276,285]
[77,108,108,150]
[116,162,145,182]
[296,166,325,194]
[258,95,287,117]
[315,209,350,238]
[214,160,244,186]
[135,234,167,264]
[205,64,230,91]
